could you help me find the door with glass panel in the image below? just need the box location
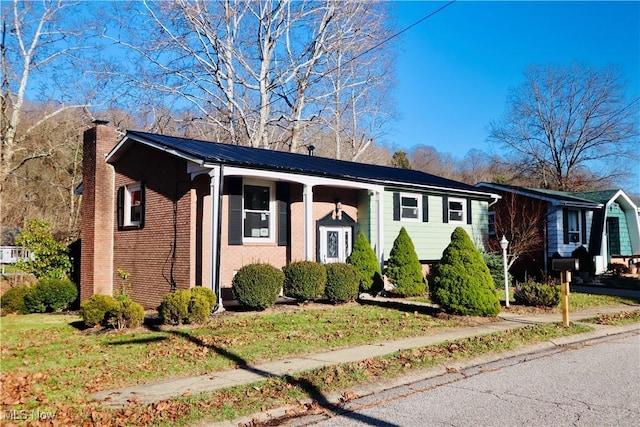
[319,226,352,263]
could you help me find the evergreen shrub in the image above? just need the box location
[232,263,284,310]
[187,292,212,324]
[513,282,560,307]
[158,287,217,325]
[158,289,192,325]
[283,261,326,302]
[23,277,78,313]
[325,263,360,303]
[430,227,501,316]
[385,227,426,297]
[0,285,32,314]
[347,233,384,294]
[190,286,217,310]
[106,297,145,329]
[482,251,513,289]
[80,294,118,327]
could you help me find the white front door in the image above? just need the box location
[319,226,352,263]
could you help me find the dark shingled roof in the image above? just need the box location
[120,130,492,197]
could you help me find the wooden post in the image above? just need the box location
[561,270,571,327]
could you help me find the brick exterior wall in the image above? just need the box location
[217,182,359,294]
[82,126,365,307]
[80,124,117,302]
[112,144,194,308]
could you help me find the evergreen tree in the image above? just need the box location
[347,233,383,294]
[385,227,426,297]
[431,227,501,316]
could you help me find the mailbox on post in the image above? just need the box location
[552,258,579,272]
[552,258,579,327]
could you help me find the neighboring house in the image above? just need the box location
[0,246,32,265]
[476,183,640,277]
[80,121,499,309]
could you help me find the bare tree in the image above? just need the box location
[489,192,546,271]
[317,1,394,160]
[0,0,108,235]
[489,63,639,191]
[104,1,394,154]
[410,145,459,180]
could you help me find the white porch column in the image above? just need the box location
[304,184,314,261]
[376,190,384,267]
[209,166,223,311]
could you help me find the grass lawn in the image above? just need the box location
[1,296,638,426]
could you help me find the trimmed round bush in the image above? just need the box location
[325,263,360,303]
[0,285,32,314]
[158,289,191,325]
[191,286,217,310]
[80,294,118,327]
[187,292,212,324]
[158,287,217,325]
[106,297,145,329]
[23,277,78,313]
[347,233,384,294]
[385,227,426,297]
[232,263,284,310]
[430,227,501,316]
[283,261,327,303]
[514,283,560,307]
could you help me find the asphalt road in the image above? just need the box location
[307,331,640,427]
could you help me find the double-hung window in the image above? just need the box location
[128,185,142,225]
[448,198,466,223]
[400,193,421,221]
[243,182,275,242]
[567,209,580,243]
[118,182,145,230]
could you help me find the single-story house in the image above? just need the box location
[80,121,499,309]
[476,182,640,277]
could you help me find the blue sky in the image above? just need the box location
[390,1,639,192]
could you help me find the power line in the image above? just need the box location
[269,0,457,109]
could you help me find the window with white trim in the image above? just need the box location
[243,181,275,242]
[118,182,144,229]
[567,209,580,243]
[400,193,421,221]
[448,198,466,223]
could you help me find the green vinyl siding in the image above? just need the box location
[383,191,488,260]
[356,190,375,249]
[607,203,632,256]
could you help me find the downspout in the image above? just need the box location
[488,194,500,209]
[209,165,224,312]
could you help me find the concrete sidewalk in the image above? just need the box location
[91,303,640,408]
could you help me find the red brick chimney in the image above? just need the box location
[80,120,117,301]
